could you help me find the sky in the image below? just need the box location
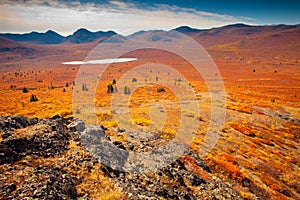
[0,0,299,36]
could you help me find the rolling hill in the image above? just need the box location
[173,23,300,51]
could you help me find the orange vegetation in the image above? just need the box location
[0,30,299,199]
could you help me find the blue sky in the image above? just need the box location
[64,0,300,24]
[0,0,299,35]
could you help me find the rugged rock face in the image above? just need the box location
[0,116,243,199]
[101,150,243,200]
[0,166,78,199]
[0,116,71,165]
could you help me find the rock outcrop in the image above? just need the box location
[0,116,242,199]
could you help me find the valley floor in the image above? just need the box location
[0,48,299,199]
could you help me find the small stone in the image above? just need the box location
[118,127,126,132]
[68,119,85,132]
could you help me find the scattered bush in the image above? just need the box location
[107,84,114,93]
[157,87,165,92]
[215,157,241,178]
[132,78,137,82]
[30,94,38,102]
[132,118,151,126]
[56,109,73,117]
[114,85,118,92]
[163,128,176,135]
[82,83,88,91]
[49,82,54,90]
[22,87,29,93]
[123,86,131,94]
[160,128,177,140]
[96,112,113,121]
[101,120,117,128]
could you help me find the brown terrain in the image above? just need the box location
[0,24,299,199]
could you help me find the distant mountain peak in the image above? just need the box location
[172,26,202,34]
[102,34,127,44]
[222,23,251,28]
[73,28,92,34]
[45,30,57,34]
[29,31,39,34]
[67,28,116,44]
[0,30,65,44]
[0,28,116,44]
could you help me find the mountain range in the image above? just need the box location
[0,23,299,45]
[0,28,116,44]
[0,23,299,57]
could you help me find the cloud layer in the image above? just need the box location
[0,0,255,35]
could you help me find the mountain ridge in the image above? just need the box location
[1,23,300,45]
[66,28,116,44]
[0,23,299,52]
[0,28,117,44]
[0,30,66,44]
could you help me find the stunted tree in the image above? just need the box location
[157,87,165,92]
[123,86,131,94]
[30,94,38,102]
[107,84,114,94]
[114,85,118,92]
[22,87,29,93]
[49,82,54,90]
[82,83,88,91]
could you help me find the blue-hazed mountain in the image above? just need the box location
[0,29,116,44]
[0,23,299,51]
[172,26,202,34]
[66,28,116,44]
[0,30,66,44]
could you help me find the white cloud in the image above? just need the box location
[0,0,256,35]
[109,0,131,9]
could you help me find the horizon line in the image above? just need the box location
[1,22,299,37]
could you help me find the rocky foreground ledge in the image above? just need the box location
[0,116,242,199]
